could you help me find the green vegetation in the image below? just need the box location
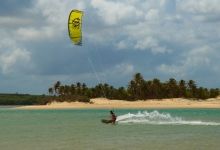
[0,94,41,105]
[0,73,219,105]
[47,73,219,102]
[0,93,90,105]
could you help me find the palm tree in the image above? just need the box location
[70,84,76,95]
[166,78,179,98]
[103,83,110,98]
[127,80,136,100]
[58,86,65,97]
[209,88,220,98]
[53,81,61,96]
[127,72,144,100]
[117,86,127,100]
[64,85,70,95]
[109,86,116,99]
[179,80,187,98]
[148,78,162,99]
[141,80,151,99]
[197,87,209,99]
[187,80,197,98]
[82,83,87,96]
[95,84,104,98]
[76,82,81,95]
[89,87,96,97]
[48,87,54,95]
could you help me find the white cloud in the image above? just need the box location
[15,27,56,41]
[177,0,220,22]
[152,46,172,54]
[134,37,158,50]
[183,46,220,70]
[145,9,160,23]
[91,0,143,26]
[0,48,31,74]
[177,0,220,14]
[106,63,134,77]
[0,17,34,28]
[0,0,86,42]
[0,36,16,50]
[116,40,128,50]
[156,46,220,77]
[134,37,172,53]
[156,64,183,75]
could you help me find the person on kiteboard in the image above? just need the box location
[107,110,117,124]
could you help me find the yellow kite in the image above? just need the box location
[68,10,83,46]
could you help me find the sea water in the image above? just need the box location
[0,108,220,150]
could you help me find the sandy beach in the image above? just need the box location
[9,96,220,110]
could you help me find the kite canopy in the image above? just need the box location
[68,10,83,46]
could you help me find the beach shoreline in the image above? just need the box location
[7,97,220,110]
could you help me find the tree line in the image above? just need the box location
[47,73,220,102]
[0,94,41,105]
[0,73,219,105]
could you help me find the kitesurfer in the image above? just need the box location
[107,110,117,124]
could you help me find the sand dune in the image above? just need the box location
[9,96,220,110]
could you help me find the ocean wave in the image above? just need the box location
[116,110,220,126]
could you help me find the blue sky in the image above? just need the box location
[0,0,220,94]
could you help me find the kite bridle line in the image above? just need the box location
[82,45,106,98]
[93,41,107,85]
[86,29,108,99]
[80,10,106,99]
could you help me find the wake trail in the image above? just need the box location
[116,110,220,126]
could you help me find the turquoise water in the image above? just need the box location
[0,108,220,150]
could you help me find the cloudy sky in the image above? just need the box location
[0,0,220,94]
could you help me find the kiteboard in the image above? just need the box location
[101,119,117,124]
[101,119,108,124]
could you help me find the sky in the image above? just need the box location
[0,0,220,95]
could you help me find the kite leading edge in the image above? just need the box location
[68,10,83,46]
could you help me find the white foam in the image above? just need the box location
[116,110,220,126]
